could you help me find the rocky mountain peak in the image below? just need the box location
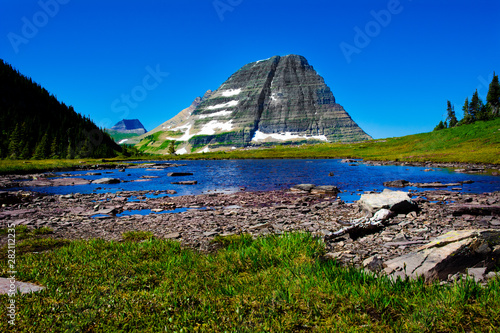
[141,55,371,154]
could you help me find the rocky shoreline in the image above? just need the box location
[1,178,499,281]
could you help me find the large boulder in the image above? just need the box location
[384,229,500,282]
[358,189,417,215]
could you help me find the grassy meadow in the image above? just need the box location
[1,231,499,332]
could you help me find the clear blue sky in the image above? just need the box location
[1,0,499,139]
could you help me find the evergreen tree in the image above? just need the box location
[50,136,59,159]
[19,141,31,159]
[168,140,177,155]
[434,120,447,131]
[446,101,458,127]
[66,142,75,159]
[33,133,50,159]
[8,124,21,159]
[468,90,481,122]
[461,97,471,124]
[487,72,500,117]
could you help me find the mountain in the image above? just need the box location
[147,90,214,136]
[0,59,120,159]
[109,119,147,135]
[106,119,148,145]
[138,55,371,154]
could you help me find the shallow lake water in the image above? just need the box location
[13,159,500,202]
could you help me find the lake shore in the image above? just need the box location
[1,186,498,274]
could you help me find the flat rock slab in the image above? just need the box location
[450,204,500,216]
[91,178,121,184]
[291,184,339,196]
[0,278,45,295]
[384,229,500,282]
[171,181,197,185]
[167,172,194,177]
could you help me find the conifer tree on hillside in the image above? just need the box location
[33,132,50,159]
[487,72,500,117]
[468,90,483,122]
[446,101,458,127]
[434,120,447,131]
[8,124,21,159]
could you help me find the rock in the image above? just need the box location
[466,267,487,282]
[358,189,417,216]
[310,185,340,196]
[51,178,91,186]
[450,204,500,216]
[165,232,181,239]
[171,181,198,185]
[485,271,500,281]
[167,172,194,177]
[290,184,316,193]
[392,231,408,242]
[413,182,449,188]
[383,180,410,188]
[0,278,45,295]
[370,209,393,222]
[384,229,500,282]
[363,255,384,272]
[91,178,121,184]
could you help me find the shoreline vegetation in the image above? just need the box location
[1,231,499,331]
[0,118,499,175]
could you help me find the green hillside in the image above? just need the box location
[175,118,500,164]
[105,130,140,144]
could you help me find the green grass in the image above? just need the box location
[1,233,499,332]
[122,230,154,241]
[172,119,500,164]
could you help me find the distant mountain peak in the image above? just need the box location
[110,119,147,134]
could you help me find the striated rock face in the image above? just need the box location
[110,119,147,135]
[144,55,371,153]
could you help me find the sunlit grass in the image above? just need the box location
[1,233,499,332]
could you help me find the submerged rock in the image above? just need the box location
[91,178,121,184]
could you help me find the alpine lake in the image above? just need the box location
[12,159,500,203]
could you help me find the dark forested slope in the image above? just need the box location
[0,59,120,159]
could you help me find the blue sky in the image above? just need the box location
[1,0,499,139]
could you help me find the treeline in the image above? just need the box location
[0,59,121,159]
[435,72,500,130]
